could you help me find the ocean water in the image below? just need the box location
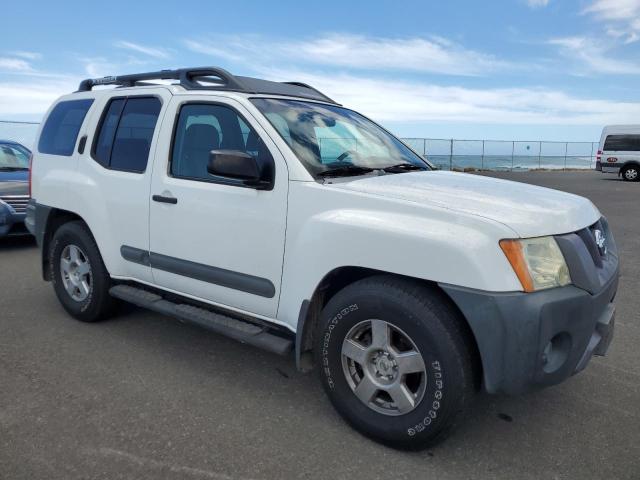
[426,155,595,171]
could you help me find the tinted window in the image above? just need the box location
[38,99,93,156]
[171,103,273,181]
[603,134,640,151]
[92,97,161,172]
[94,98,125,167]
[0,144,30,169]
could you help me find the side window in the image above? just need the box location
[171,103,273,181]
[94,99,125,167]
[604,134,640,152]
[92,97,162,173]
[38,99,93,156]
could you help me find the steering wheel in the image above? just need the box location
[336,150,360,162]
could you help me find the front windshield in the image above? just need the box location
[0,144,30,170]
[250,98,428,177]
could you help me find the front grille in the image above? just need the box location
[0,195,30,214]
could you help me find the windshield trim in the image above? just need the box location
[249,97,432,179]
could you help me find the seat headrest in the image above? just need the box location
[185,124,220,149]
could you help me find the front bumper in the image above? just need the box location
[442,275,617,395]
[0,202,28,237]
[441,217,619,395]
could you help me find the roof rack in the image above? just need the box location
[77,67,339,105]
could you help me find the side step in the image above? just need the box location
[109,285,293,356]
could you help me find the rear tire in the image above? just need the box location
[50,221,116,322]
[621,165,639,182]
[315,275,476,450]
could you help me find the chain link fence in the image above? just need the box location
[402,138,598,171]
[0,120,597,171]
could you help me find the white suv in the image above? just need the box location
[26,67,619,449]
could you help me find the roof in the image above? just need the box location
[77,67,339,105]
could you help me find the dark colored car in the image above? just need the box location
[0,141,31,237]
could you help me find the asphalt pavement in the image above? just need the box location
[1,170,638,479]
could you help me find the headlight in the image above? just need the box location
[500,236,571,292]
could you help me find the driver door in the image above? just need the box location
[148,96,288,318]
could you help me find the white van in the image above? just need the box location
[596,125,640,181]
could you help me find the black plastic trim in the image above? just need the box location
[121,245,276,298]
[152,194,178,204]
[109,284,292,355]
[77,135,87,154]
[441,269,618,395]
[295,300,311,371]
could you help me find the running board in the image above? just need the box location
[109,285,293,355]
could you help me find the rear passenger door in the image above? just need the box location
[79,89,171,284]
[148,96,288,318]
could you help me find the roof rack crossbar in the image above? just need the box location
[76,66,339,105]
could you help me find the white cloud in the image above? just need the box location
[10,51,41,61]
[0,57,33,72]
[257,68,640,125]
[583,0,640,43]
[526,0,550,8]
[0,79,75,116]
[114,40,170,59]
[185,33,511,76]
[80,57,117,77]
[549,35,640,74]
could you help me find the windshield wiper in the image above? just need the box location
[0,166,29,171]
[382,163,427,173]
[317,165,374,178]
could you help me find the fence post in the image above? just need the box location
[511,141,515,172]
[449,139,453,171]
[564,142,568,171]
[538,142,542,170]
[589,141,595,169]
[423,138,427,157]
[481,140,485,170]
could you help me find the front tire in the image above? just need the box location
[621,165,639,181]
[316,276,476,450]
[50,221,116,322]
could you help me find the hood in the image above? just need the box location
[328,171,600,238]
[0,170,28,196]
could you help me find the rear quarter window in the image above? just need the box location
[603,134,640,152]
[91,96,162,173]
[38,99,94,156]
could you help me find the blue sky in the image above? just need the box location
[1,0,639,141]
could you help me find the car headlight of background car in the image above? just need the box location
[500,236,571,292]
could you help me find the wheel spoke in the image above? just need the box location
[342,338,367,365]
[69,245,80,263]
[395,351,425,376]
[387,383,416,414]
[76,261,90,276]
[370,320,390,349]
[60,257,72,273]
[78,279,90,297]
[354,375,378,404]
[64,280,76,297]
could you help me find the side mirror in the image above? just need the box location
[207,150,273,189]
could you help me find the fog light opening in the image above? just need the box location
[542,332,571,374]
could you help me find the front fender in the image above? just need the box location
[277,181,522,330]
